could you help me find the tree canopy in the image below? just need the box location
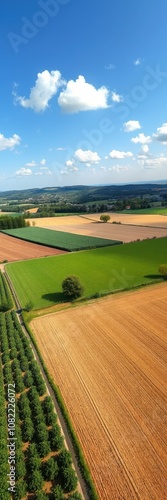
[62,275,84,300]
[100,214,111,223]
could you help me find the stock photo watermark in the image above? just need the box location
[7,383,16,493]
[63,63,167,164]
[8,0,71,54]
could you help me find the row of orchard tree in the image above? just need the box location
[0,215,30,230]
[0,272,13,311]
[0,301,82,499]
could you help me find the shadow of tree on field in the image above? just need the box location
[144,274,166,280]
[42,292,65,303]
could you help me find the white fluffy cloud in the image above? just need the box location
[58,75,110,113]
[74,149,100,164]
[16,168,32,176]
[141,145,149,153]
[131,133,152,144]
[111,91,123,103]
[0,133,21,151]
[25,159,46,167]
[65,160,74,168]
[108,150,133,159]
[26,160,37,167]
[14,70,64,112]
[153,123,167,145]
[123,120,141,132]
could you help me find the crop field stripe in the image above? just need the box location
[0,232,67,262]
[2,226,121,251]
[6,237,167,310]
[116,208,167,215]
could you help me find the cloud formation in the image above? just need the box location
[74,148,100,163]
[40,158,46,166]
[141,145,149,153]
[131,133,152,144]
[123,120,141,132]
[138,155,167,169]
[65,160,74,168]
[153,123,167,145]
[111,91,123,103]
[14,70,64,112]
[26,160,37,167]
[0,133,21,151]
[16,167,32,176]
[107,150,133,159]
[58,76,110,113]
[134,58,141,66]
[109,165,129,172]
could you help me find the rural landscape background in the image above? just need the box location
[0,1,167,499]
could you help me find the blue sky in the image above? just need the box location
[0,0,167,191]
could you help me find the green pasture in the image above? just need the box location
[6,237,167,310]
[117,207,167,215]
[0,212,21,217]
[2,226,120,251]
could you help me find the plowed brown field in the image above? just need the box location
[28,215,167,243]
[31,284,167,500]
[0,233,66,262]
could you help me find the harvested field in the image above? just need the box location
[28,215,167,243]
[31,283,167,500]
[0,232,66,262]
[24,207,38,213]
[82,212,167,228]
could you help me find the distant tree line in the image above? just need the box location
[113,198,152,211]
[26,202,112,217]
[0,215,30,230]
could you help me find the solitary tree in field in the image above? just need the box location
[62,275,84,300]
[100,214,111,223]
[158,264,167,277]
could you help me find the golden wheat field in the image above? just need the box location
[28,215,167,243]
[83,212,167,227]
[31,283,167,500]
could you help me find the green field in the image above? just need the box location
[0,212,21,217]
[117,207,167,215]
[6,237,167,310]
[2,226,120,251]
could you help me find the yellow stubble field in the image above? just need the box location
[31,283,167,500]
[28,215,167,243]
